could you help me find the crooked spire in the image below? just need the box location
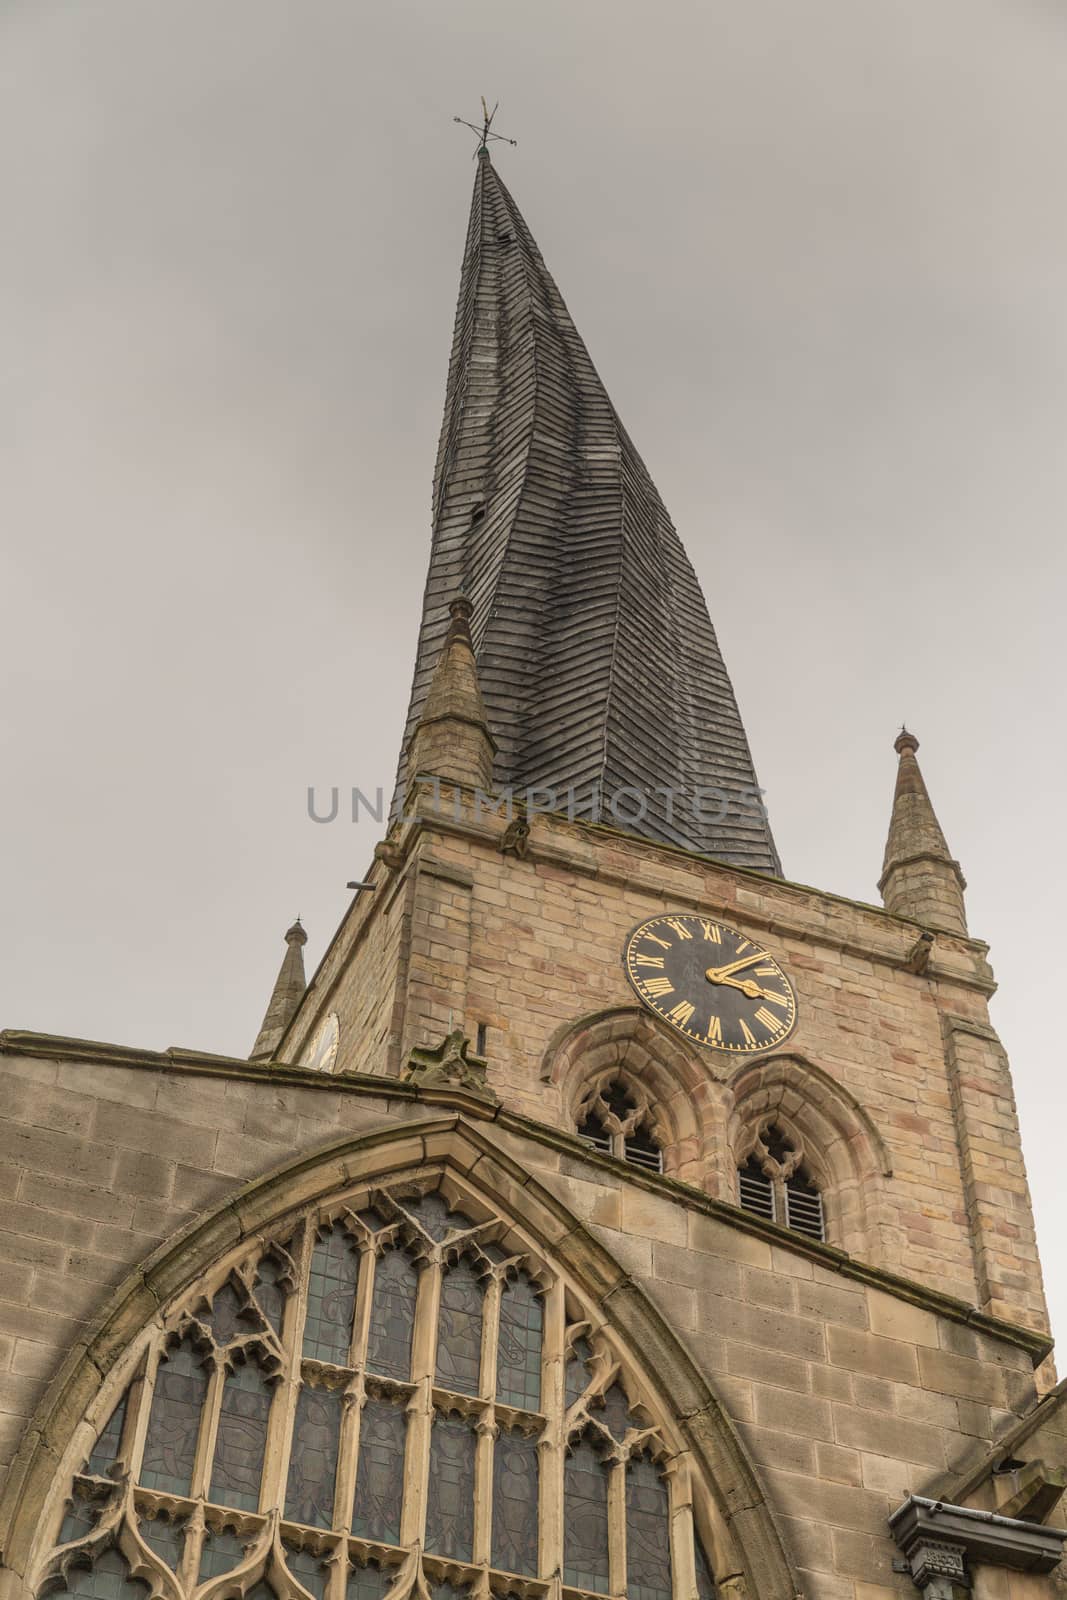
[393,149,781,873]
[250,919,308,1061]
[879,729,968,936]
[407,594,496,791]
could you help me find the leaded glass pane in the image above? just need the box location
[626,1457,671,1600]
[198,1528,247,1581]
[425,1414,475,1562]
[210,1357,273,1512]
[139,1510,187,1571]
[496,1275,542,1411]
[57,1549,150,1600]
[140,1340,209,1497]
[435,1262,484,1396]
[351,1397,406,1544]
[428,1587,468,1600]
[254,1257,287,1335]
[365,1252,417,1382]
[491,1429,539,1576]
[303,1225,360,1366]
[285,1385,342,1529]
[695,1533,719,1600]
[59,1489,103,1546]
[206,1282,254,1346]
[406,1195,474,1240]
[86,1392,127,1477]
[598,1384,631,1441]
[346,1563,392,1600]
[564,1338,593,1409]
[285,1544,328,1600]
[563,1439,610,1594]
[247,1584,278,1600]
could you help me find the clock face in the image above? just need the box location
[624,914,797,1054]
[302,1012,340,1074]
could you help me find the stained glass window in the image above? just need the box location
[140,1510,187,1570]
[491,1430,538,1576]
[48,1180,723,1600]
[435,1262,484,1396]
[210,1357,273,1511]
[345,1562,392,1600]
[365,1252,417,1382]
[565,1337,594,1409]
[351,1398,407,1545]
[425,1414,476,1563]
[285,1544,328,1600]
[303,1225,360,1366]
[198,1527,247,1581]
[564,1438,611,1594]
[496,1276,542,1411]
[626,1456,672,1600]
[285,1386,342,1529]
[86,1392,127,1477]
[140,1340,209,1497]
[55,1548,150,1600]
[253,1256,287,1335]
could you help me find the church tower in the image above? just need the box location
[1,147,1065,1600]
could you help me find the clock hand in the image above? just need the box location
[704,950,767,984]
[711,975,788,1004]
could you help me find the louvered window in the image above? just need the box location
[577,1081,663,1174]
[737,1127,825,1243]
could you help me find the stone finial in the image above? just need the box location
[406,593,496,792]
[404,1028,497,1102]
[250,919,309,1061]
[879,728,968,937]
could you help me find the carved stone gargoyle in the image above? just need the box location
[404,1028,497,1102]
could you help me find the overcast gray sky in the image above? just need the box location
[2,0,1065,1343]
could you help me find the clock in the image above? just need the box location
[624,914,797,1054]
[302,1012,340,1074]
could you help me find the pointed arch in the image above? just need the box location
[728,1052,892,1259]
[3,1116,798,1600]
[542,1007,732,1192]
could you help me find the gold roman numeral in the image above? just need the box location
[706,1014,723,1044]
[643,977,674,998]
[667,1000,695,1027]
[755,1006,782,1032]
[700,920,722,943]
[734,939,752,954]
[761,990,790,1009]
[755,965,777,977]
[635,955,665,969]
[665,919,692,940]
[739,1018,756,1046]
[644,934,671,950]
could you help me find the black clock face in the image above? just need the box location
[624,914,797,1054]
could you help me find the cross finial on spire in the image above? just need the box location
[453,97,517,158]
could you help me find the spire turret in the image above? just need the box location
[392,153,781,872]
[250,918,308,1061]
[406,594,496,792]
[879,729,968,936]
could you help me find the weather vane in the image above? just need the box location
[453,97,517,157]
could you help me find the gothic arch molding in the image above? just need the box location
[2,1115,798,1600]
[541,1008,731,1191]
[728,1052,892,1260]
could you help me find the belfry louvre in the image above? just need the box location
[1,143,1065,1600]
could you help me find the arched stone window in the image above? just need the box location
[576,1078,664,1173]
[736,1124,825,1242]
[35,1176,724,1600]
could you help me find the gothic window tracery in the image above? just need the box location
[39,1179,721,1600]
[737,1123,825,1242]
[576,1079,664,1174]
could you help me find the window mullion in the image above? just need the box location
[539,1278,566,1581]
[608,1455,627,1597]
[473,1272,502,1567]
[399,1256,442,1547]
[663,1453,695,1600]
[124,1343,161,1484]
[334,1243,378,1536]
[191,1351,226,1501]
[269,1219,315,1511]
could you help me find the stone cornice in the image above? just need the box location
[0,1027,1050,1365]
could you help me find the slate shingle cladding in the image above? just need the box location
[394,150,781,874]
